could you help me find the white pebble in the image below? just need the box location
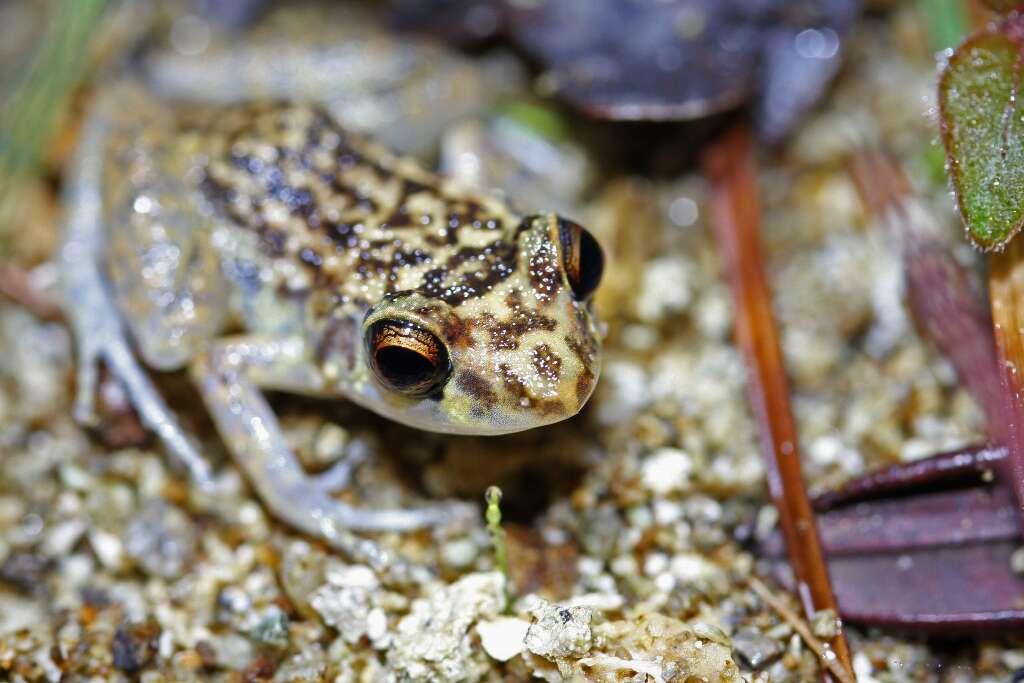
[366,607,390,645]
[641,448,693,495]
[654,571,676,593]
[568,593,625,611]
[609,554,637,577]
[1012,547,1024,575]
[313,423,349,465]
[476,617,530,662]
[89,529,125,570]
[652,499,683,525]
[325,562,378,589]
[576,556,604,578]
[43,518,86,557]
[643,552,669,577]
[441,538,478,569]
[669,553,719,583]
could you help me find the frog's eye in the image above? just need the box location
[366,319,451,396]
[558,217,604,301]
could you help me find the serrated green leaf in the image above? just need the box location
[939,28,1024,250]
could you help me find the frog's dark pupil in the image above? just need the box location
[575,228,603,298]
[375,347,436,390]
[558,218,604,300]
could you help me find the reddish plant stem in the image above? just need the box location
[988,241,1024,521]
[848,150,1005,427]
[704,126,854,681]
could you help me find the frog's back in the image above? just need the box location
[195,103,523,315]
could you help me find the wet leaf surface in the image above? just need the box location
[939,21,1024,250]
[762,444,1024,632]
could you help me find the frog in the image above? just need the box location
[60,81,605,549]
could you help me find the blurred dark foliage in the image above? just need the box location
[189,0,274,28]
[386,0,505,45]
[385,0,861,143]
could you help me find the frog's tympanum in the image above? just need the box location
[62,85,604,542]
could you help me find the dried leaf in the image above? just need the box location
[939,23,1024,250]
[507,0,859,141]
[388,0,861,141]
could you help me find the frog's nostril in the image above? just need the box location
[557,217,604,301]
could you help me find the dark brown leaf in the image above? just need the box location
[388,0,860,141]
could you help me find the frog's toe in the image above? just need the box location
[71,329,216,489]
[306,496,476,535]
[310,447,369,494]
[72,340,101,426]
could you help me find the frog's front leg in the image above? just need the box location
[190,334,474,536]
[61,108,215,488]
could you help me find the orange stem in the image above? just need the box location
[704,126,854,681]
[988,241,1024,520]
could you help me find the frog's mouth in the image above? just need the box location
[345,356,601,436]
[380,403,582,436]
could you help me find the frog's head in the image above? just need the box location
[353,214,604,435]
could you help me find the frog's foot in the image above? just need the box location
[311,447,368,494]
[191,335,476,538]
[60,110,216,490]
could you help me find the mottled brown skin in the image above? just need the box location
[103,86,603,437]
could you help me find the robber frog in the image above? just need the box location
[61,83,604,543]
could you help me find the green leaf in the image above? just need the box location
[939,27,1024,250]
[498,100,568,142]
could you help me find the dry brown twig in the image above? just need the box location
[748,577,856,683]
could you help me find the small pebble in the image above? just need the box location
[732,627,784,669]
[441,537,478,569]
[312,423,349,466]
[124,500,197,578]
[811,608,839,640]
[523,601,593,659]
[0,552,49,593]
[477,617,530,662]
[1012,547,1024,576]
[89,529,126,570]
[641,448,693,495]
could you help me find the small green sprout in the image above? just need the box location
[497,100,568,143]
[485,485,513,613]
